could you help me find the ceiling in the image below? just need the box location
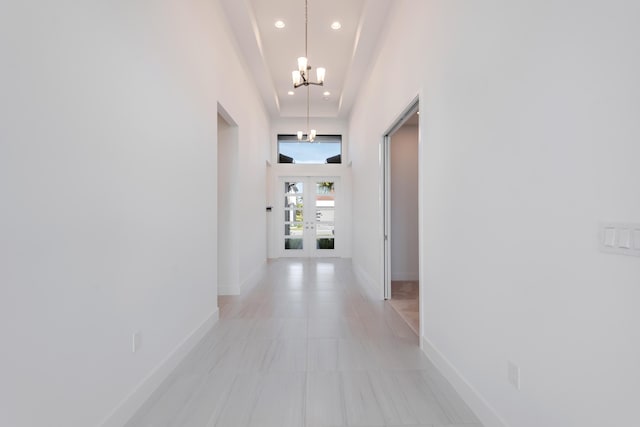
[220,0,393,119]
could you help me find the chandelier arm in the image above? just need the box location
[293,82,324,89]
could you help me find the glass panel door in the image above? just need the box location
[314,180,335,251]
[280,177,338,257]
[284,180,305,251]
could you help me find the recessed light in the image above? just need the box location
[275,20,285,29]
[331,21,341,30]
[287,91,295,95]
[323,91,331,96]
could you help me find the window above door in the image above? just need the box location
[277,134,342,164]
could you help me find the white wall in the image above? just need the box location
[390,124,419,281]
[0,1,269,426]
[268,118,352,259]
[349,1,640,427]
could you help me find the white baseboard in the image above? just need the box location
[421,336,507,427]
[100,309,220,427]
[218,283,240,295]
[353,261,383,300]
[390,272,419,281]
[219,260,267,296]
[241,260,267,292]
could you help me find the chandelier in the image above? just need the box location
[293,0,323,142]
[291,0,325,88]
[297,86,316,142]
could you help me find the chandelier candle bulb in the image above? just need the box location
[316,67,326,84]
[298,57,308,73]
[292,71,302,86]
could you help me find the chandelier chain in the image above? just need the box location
[305,0,310,140]
[294,0,318,142]
[307,86,310,134]
[305,0,308,58]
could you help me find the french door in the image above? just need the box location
[280,176,338,257]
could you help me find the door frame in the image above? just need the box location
[217,103,240,295]
[382,97,420,301]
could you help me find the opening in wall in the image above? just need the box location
[383,98,420,336]
[217,105,240,296]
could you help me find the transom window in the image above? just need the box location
[277,134,342,164]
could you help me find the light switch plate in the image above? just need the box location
[618,229,632,249]
[600,223,640,257]
[604,227,616,247]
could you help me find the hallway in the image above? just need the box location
[126,259,482,427]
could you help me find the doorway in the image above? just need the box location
[217,106,240,295]
[383,100,420,335]
[279,176,339,258]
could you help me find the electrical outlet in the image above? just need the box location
[508,361,520,390]
[132,332,141,353]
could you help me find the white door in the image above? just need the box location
[280,177,338,257]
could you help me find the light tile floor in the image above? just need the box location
[126,258,482,427]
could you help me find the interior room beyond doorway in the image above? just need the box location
[386,109,419,334]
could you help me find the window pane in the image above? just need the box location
[285,209,303,223]
[285,181,304,194]
[316,223,334,238]
[315,209,334,222]
[316,196,334,208]
[285,238,303,250]
[285,195,303,209]
[278,135,342,164]
[285,223,304,237]
[316,238,335,250]
[316,182,335,194]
